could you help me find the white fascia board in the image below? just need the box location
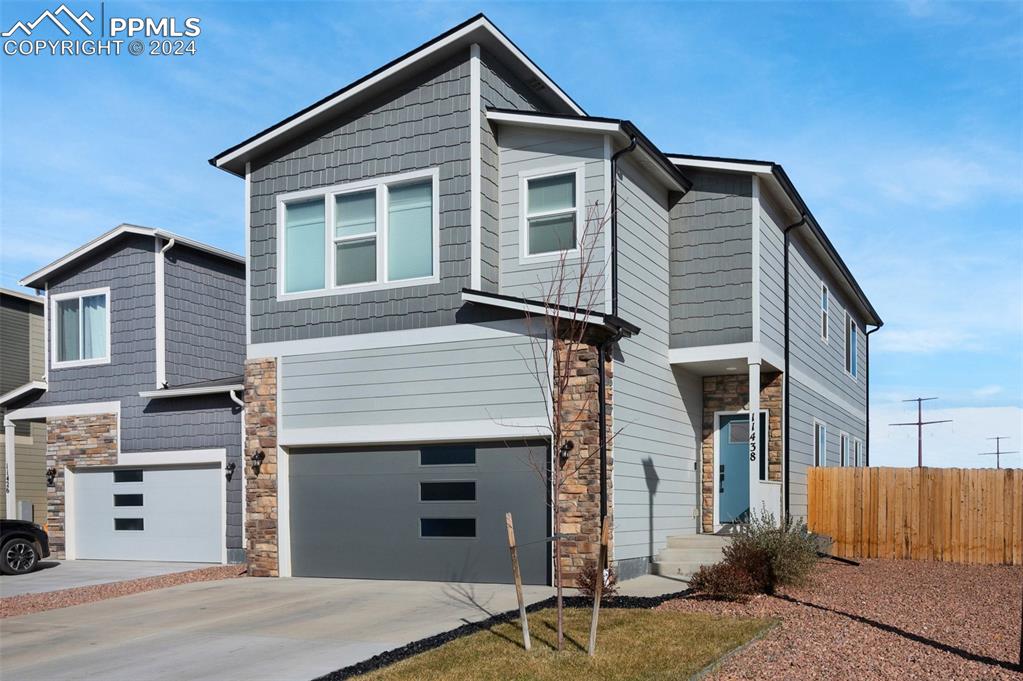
[214,18,584,174]
[486,110,624,138]
[280,418,549,447]
[0,381,47,408]
[461,291,600,326]
[247,318,536,360]
[666,156,774,175]
[4,400,120,426]
[139,384,244,399]
[668,343,756,365]
[19,224,242,288]
[118,448,227,466]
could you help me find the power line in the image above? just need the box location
[889,397,952,467]
[977,436,1018,470]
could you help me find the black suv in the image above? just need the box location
[0,519,50,575]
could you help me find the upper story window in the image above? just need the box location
[278,168,439,299]
[51,288,110,368]
[845,312,858,378]
[820,284,829,342]
[840,432,850,466]
[853,439,863,467]
[520,166,582,259]
[814,421,827,466]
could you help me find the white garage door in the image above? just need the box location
[73,465,222,562]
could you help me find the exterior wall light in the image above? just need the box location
[225,462,236,481]
[251,451,265,476]
[46,468,57,486]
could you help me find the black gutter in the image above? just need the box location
[460,287,640,337]
[610,136,637,317]
[865,325,883,466]
[782,215,807,518]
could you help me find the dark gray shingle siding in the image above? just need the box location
[670,170,753,348]
[165,245,245,386]
[1,295,42,394]
[249,54,472,343]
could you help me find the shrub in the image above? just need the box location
[725,510,819,592]
[576,562,619,600]
[688,562,757,602]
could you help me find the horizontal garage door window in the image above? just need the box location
[114,518,144,531]
[420,481,476,502]
[114,469,143,483]
[420,445,475,466]
[420,518,476,538]
[113,494,143,507]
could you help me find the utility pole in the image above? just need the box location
[889,397,952,467]
[977,436,1018,470]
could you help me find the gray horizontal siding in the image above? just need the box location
[249,53,472,343]
[613,158,698,563]
[479,47,549,293]
[498,127,607,309]
[280,331,547,430]
[670,170,752,348]
[787,377,866,521]
[759,188,787,357]
[165,245,245,386]
[35,234,156,407]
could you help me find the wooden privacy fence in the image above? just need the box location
[808,467,1022,565]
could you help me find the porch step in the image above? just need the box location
[655,548,726,563]
[653,534,731,580]
[653,561,716,578]
[665,534,731,550]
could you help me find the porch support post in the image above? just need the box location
[4,421,16,519]
[747,359,763,520]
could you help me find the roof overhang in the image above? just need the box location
[0,288,44,306]
[210,14,586,177]
[0,381,47,408]
[487,109,691,194]
[667,154,882,327]
[139,381,244,399]
[19,224,243,290]
[461,288,640,338]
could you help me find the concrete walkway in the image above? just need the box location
[0,560,216,597]
[0,573,685,681]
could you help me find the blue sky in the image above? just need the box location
[1,1,1020,466]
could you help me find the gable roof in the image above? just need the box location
[210,14,585,177]
[486,109,691,193]
[667,153,882,327]
[0,287,44,306]
[19,224,243,290]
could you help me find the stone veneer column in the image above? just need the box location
[46,413,118,558]
[700,372,783,533]
[245,357,278,577]
[555,339,613,588]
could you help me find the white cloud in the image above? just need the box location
[871,147,1023,208]
[871,404,1023,468]
[972,385,1003,399]
[873,327,980,354]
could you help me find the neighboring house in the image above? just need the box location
[0,288,46,524]
[210,14,881,583]
[3,225,247,563]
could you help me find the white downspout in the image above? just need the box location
[154,237,175,389]
[229,389,246,555]
[4,420,15,519]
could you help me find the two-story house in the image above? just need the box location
[4,225,247,564]
[210,14,881,584]
[1,288,46,524]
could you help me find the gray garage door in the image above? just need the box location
[289,441,550,584]
[73,465,221,562]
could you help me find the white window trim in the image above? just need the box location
[820,283,829,343]
[839,431,850,466]
[853,438,863,467]
[518,164,585,263]
[813,419,827,467]
[845,312,859,380]
[50,287,111,369]
[276,167,441,302]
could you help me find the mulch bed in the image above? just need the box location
[0,564,247,618]
[659,559,1023,679]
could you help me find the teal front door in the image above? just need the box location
[717,413,765,524]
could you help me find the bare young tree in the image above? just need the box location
[517,201,615,651]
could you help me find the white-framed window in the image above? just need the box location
[845,312,858,378]
[820,283,829,342]
[840,432,850,466]
[50,287,110,369]
[814,420,827,466]
[277,168,440,299]
[853,438,863,467]
[519,165,584,260]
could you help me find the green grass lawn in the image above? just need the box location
[355,607,774,681]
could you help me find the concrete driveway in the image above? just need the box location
[0,560,217,597]
[0,576,556,681]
